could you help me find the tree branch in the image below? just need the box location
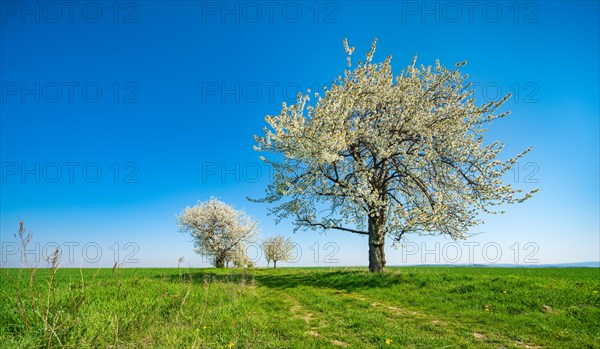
[295,215,368,235]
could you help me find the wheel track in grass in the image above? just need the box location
[281,291,350,347]
[336,290,545,349]
[262,282,544,349]
[276,287,447,348]
[310,290,544,349]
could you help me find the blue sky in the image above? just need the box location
[1,1,598,268]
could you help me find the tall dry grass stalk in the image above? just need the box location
[2,221,94,348]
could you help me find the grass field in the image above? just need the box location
[1,267,598,348]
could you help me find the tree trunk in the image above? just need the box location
[368,214,386,272]
[215,257,225,268]
[273,260,277,269]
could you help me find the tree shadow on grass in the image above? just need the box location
[162,268,417,292]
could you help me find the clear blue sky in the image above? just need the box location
[1,1,598,267]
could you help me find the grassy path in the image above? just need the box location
[262,281,541,348]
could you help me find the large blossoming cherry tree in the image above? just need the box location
[253,39,536,272]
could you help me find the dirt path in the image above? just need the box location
[331,290,543,349]
[275,287,543,349]
[282,292,350,347]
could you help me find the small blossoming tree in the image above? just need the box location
[232,244,250,268]
[253,38,537,272]
[177,198,258,268]
[262,235,294,268]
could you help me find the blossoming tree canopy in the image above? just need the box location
[253,38,537,272]
[177,197,258,268]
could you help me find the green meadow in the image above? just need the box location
[1,267,599,348]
